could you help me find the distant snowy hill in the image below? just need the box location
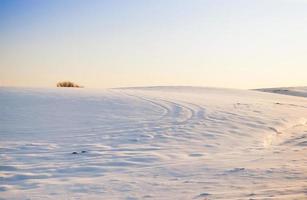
[255,86,307,98]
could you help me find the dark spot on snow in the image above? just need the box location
[298,141,307,146]
[268,127,282,134]
[227,167,245,173]
[72,151,87,154]
[194,192,210,199]
[273,89,289,92]
[189,153,203,157]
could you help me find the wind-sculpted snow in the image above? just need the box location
[256,86,307,98]
[0,87,306,199]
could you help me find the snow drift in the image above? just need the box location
[256,86,307,98]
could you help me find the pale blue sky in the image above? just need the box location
[1,0,307,88]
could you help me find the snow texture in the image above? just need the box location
[0,86,307,199]
[256,86,307,98]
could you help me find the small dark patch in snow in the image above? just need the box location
[268,127,282,134]
[72,151,87,154]
[298,141,307,146]
[194,192,210,199]
[227,167,245,173]
[189,153,203,157]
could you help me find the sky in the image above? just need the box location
[1,0,307,89]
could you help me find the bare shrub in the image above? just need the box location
[56,81,82,88]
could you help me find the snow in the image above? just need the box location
[0,86,306,199]
[255,86,307,98]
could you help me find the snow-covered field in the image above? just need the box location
[0,86,306,200]
[256,86,307,98]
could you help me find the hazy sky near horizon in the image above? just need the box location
[1,0,307,89]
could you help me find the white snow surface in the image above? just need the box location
[0,86,307,200]
[256,86,307,98]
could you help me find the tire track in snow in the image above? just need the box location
[116,90,206,126]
